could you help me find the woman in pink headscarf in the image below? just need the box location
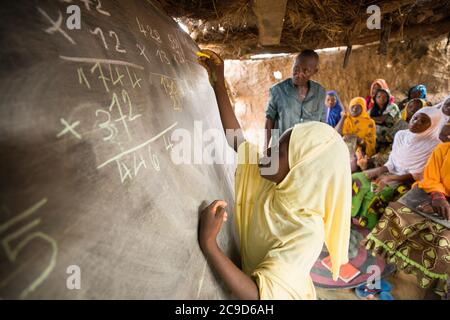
[365,79,395,111]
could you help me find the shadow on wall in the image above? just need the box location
[225,35,450,147]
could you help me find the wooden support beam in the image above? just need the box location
[378,13,393,55]
[252,0,288,46]
[343,44,353,68]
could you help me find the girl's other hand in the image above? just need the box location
[199,200,228,251]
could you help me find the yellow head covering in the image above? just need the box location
[342,97,376,157]
[401,98,426,121]
[235,122,352,299]
[281,122,352,280]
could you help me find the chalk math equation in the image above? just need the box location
[1,0,201,299]
[45,0,197,184]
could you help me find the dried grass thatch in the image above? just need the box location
[155,0,450,58]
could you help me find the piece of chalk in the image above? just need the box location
[196,51,211,59]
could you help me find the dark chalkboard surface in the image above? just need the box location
[0,0,238,299]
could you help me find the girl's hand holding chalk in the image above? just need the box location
[196,49,225,87]
[196,51,211,59]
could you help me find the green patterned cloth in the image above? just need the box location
[351,172,407,229]
[364,201,449,298]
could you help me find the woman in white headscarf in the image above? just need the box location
[197,49,352,300]
[351,107,445,229]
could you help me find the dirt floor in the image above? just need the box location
[316,270,428,300]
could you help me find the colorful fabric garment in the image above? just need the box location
[364,201,449,298]
[342,97,376,157]
[417,142,450,197]
[370,89,401,144]
[408,84,427,100]
[235,122,352,299]
[325,90,342,127]
[351,172,407,230]
[398,85,428,112]
[370,89,401,120]
[366,79,395,110]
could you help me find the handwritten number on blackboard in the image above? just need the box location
[148,146,161,171]
[77,0,110,15]
[122,90,142,121]
[163,135,174,151]
[109,31,126,53]
[95,0,111,16]
[168,34,185,64]
[136,17,161,44]
[149,27,162,43]
[156,50,170,65]
[109,93,131,140]
[0,199,57,299]
[91,27,126,53]
[90,27,108,50]
[96,109,117,141]
[136,17,148,37]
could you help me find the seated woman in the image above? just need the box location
[351,107,443,229]
[369,88,401,146]
[364,120,450,299]
[398,84,430,111]
[372,98,429,168]
[365,79,394,111]
[400,98,426,123]
[418,121,450,219]
[324,90,342,128]
[387,98,427,141]
[197,50,352,300]
[335,97,376,171]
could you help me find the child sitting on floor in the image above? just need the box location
[336,97,376,172]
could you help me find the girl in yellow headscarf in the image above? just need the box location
[400,98,426,122]
[197,49,352,300]
[336,97,376,158]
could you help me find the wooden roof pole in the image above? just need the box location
[252,0,288,46]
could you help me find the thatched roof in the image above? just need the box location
[155,0,450,59]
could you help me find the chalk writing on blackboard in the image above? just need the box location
[125,67,142,89]
[37,7,76,45]
[0,199,57,299]
[90,27,109,49]
[90,27,127,53]
[109,31,126,53]
[156,49,171,65]
[136,17,162,44]
[61,0,111,16]
[108,64,125,87]
[137,43,151,62]
[77,67,91,89]
[161,77,182,111]
[56,118,82,140]
[97,122,178,170]
[96,109,118,142]
[59,56,144,70]
[167,34,186,64]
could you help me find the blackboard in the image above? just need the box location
[0,0,238,299]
